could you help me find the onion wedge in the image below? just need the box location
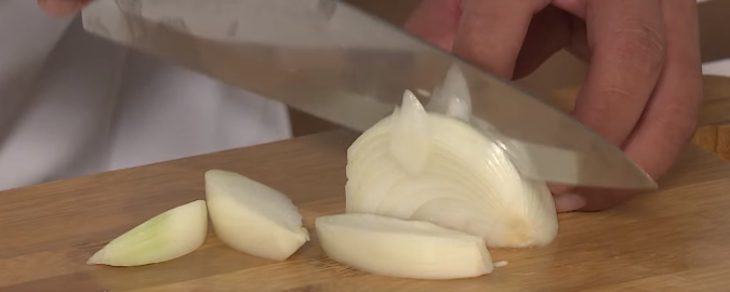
[316,213,493,279]
[205,170,309,261]
[87,200,208,266]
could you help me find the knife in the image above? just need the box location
[80,0,656,190]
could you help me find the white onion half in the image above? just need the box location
[346,90,558,248]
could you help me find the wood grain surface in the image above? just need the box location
[2,76,730,291]
[1,127,730,291]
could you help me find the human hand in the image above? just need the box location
[406,0,703,212]
[38,0,92,16]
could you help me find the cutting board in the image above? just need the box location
[3,75,730,291]
[1,128,730,291]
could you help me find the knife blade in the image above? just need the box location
[80,0,656,190]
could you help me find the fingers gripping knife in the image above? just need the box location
[80,0,656,190]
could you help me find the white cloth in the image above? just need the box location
[0,1,291,191]
[703,59,730,77]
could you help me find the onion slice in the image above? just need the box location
[205,169,309,261]
[316,213,493,279]
[87,200,208,266]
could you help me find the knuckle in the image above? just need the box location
[611,19,666,68]
[590,86,636,114]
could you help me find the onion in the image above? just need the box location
[316,213,493,279]
[205,169,309,261]
[345,89,558,248]
[87,200,208,266]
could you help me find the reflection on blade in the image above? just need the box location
[81,0,656,189]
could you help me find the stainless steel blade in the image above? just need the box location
[81,0,656,190]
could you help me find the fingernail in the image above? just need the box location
[554,193,586,212]
[548,183,574,194]
[39,0,84,17]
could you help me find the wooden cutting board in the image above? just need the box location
[1,128,730,292]
[3,75,730,291]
